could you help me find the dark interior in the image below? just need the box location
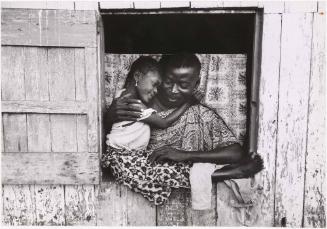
[102,13,254,54]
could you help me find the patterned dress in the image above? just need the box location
[101,104,238,205]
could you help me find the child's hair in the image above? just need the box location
[124,56,160,88]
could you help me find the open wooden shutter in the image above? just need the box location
[1,9,100,185]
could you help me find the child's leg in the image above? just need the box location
[189,163,216,210]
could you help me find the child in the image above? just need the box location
[102,56,195,205]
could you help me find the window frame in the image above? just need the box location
[98,7,264,181]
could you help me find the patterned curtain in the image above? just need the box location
[104,54,247,144]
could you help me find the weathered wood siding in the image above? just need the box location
[1,8,99,226]
[303,11,326,228]
[275,12,313,227]
[1,1,325,227]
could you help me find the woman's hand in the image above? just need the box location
[148,146,189,164]
[109,93,144,122]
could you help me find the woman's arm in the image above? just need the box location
[148,144,263,180]
[142,102,191,129]
[148,143,245,164]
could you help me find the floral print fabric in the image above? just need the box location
[101,146,191,205]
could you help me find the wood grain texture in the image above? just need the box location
[125,186,156,226]
[222,1,242,7]
[261,1,285,14]
[99,1,133,9]
[2,114,27,152]
[185,182,216,226]
[45,1,74,10]
[25,95,66,225]
[186,208,216,226]
[24,47,49,101]
[240,1,259,7]
[1,1,47,9]
[2,100,88,114]
[216,182,243,226]
[1,7,100,229]
[254,13,282,227]
[275,13,313,227]
[27,114,51,152]
[190,1,220,8]
[318,1,325,13]
[156,189,191,226]
[65,185,97,225]
[2,46,87,103]
[97,13,105,162]
[50,115,77,152]
[216,180,262,226]
[48,48,76,101]
[1,1,74,10]
[75,49,87,101]
[85,48,99,153]
[74,1,99,10]
[237,179,265,226]
[2,152,99,185]
[1,46,25,100]
[96,181,156,226]
[161,1,190,8]
[96,181,128,226]
[2,185,36,225]
[1,9,96,47]
[303,13,326,228]
[34,185,65,225]
[134,1,161,9]
[284,1,318,13]
[76,115,88,152]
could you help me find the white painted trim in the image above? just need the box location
[161,1,189,8]
[134,1,161,9]
[99,1,133,9]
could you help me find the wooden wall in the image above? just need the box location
[1,8,100,226]
[1,1,325,227]
[256,2,325,227]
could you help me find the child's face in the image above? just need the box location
[136,70,162,104]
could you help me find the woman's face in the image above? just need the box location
[157,66,199,108]
[136,70,162,104]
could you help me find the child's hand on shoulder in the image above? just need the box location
[190,89,205,105]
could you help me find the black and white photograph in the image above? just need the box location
[1,0,326,227]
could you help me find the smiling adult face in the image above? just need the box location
[157,65,200,108]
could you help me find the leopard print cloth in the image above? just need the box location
[101,146,191,205]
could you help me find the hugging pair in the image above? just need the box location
[102,54,263,209]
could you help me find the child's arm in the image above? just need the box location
[142,102,191,129]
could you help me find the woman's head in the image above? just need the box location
[157,53,201,108]
[125,56,162,104]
